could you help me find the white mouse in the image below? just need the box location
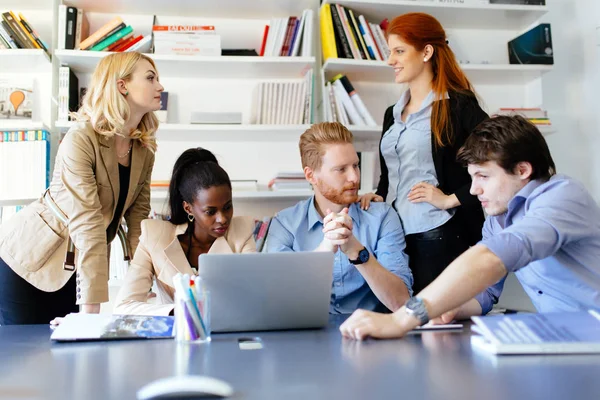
[137,375,234,399]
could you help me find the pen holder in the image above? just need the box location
[174,288,211,343]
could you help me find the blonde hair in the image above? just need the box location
[299,122,354,171]
[71,51,159,152]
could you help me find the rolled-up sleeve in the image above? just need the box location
[265,216,295,253]
[373,208,413,295]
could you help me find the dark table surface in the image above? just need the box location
[1,315,600,400]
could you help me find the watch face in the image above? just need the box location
[359,249,369,263]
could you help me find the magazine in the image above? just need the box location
[50,314,175,342]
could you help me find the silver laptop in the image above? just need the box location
[197,251,334,333]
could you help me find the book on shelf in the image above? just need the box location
[1,11,39,50]
[125,35,152,53]
[57,5,89,50]
[0,130,50,203]
[320,3,390,62]
[253,69,314,125]
[493,108,551,126]
[490,0,545,4]
[77,16,124,50]
[470,310,600,355]
[261,10,313,57]
[153,92,169,123]
[58,67,79,122]
[357,151,377,192]
[152,25,221,56]
[17,13,49,54]
[0,80,33,120]
[50,314,175,342]
[508,23,553,65]
[268,172,310,191]
[324,75,376,127]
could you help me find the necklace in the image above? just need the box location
[118,141,133,159]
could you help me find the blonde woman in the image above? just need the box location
[0,52,163,325]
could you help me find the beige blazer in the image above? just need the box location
[0,122,154,304]
[114,216,256,316]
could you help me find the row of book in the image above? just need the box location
[268,172,310,191]
[57,6,151,53]
[323,74,377,127]
[0,11,49,55]
[493,108,551,127]
[254,69,314,125]
[320,3,390,62]
[259,9,314,57]
[0,130,50,203]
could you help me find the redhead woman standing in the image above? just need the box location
[360,13,488,294]
[0,52,163,324]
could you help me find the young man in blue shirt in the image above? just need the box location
[340,115,600,340]
[267,122,413,314]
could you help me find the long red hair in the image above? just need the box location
[387,13,476,147]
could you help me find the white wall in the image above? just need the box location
[497,0,600,312]
[542,0,600,201]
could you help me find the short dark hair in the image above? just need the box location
[168,147,231,225]
[457,115,556,180]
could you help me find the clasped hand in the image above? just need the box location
[321,208,361,257]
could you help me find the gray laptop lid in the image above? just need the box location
[198,251,334,333]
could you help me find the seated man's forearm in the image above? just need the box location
[356,258,410,312]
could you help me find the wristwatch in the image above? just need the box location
[349,247,369,265]
[404,297,430,326]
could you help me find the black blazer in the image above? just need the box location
[376,91,488,245]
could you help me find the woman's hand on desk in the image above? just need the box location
[408,182,459,210]
[359,193,383,210]
[49,304,101,327]
[340,308,418,340]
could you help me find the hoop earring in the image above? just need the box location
[187,213,194,222]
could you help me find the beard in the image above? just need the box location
[315,178,359,205]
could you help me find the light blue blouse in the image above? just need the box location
[380,90,453,235]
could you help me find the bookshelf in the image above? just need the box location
[324,0,548,30]
[0,120,48,131]
[319,1,554,140]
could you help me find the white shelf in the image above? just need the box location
[0,120,48,131]
[56,122,313,141]
[156,124,312,142]
[538,126,554,136]
[54,50,316,79]
[323,58,552,85]
[151,188,314,202]
[0,198,37,207]
[325,0,548,30]
[63,0,316,19]
[0,49,51,74]
[348,125,382,141]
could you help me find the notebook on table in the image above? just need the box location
[470,310,600,355]
[50,314,174,342]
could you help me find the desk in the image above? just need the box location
[1,315,599,400]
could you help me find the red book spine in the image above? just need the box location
[259,25,269,56]
[115,35,142,52]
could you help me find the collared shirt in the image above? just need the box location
[475,175,600,314]
[266,197,413,314]
[381,89,453,235]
